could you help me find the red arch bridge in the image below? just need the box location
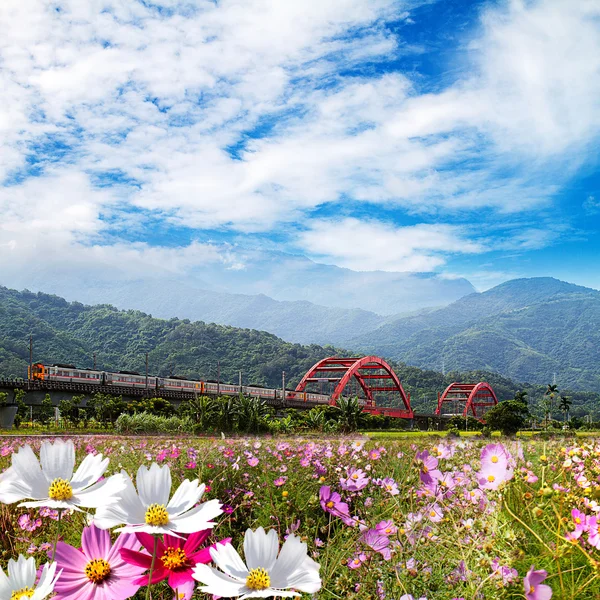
[434,382,499,420]
[0,355,499,422]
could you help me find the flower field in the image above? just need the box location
[0,434,599,599]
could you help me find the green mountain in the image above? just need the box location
[2,284,599,417]
[351,278,600,391]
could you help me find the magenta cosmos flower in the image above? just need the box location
[524,566,552,600]
[54,524,144,600]
[121,531,230,600]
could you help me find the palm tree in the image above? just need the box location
[559,395,572,424]
[542,384,559,427]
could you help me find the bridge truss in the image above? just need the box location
[434,382,498,421]
[295,356,413,418]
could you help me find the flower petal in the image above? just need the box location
[137,464,171,507]
[269,535,309,590]
[168,499,223,534]
[167,480,204,515]
[70,454,109,491]
[209,543,248,580]
[192,564,246,597]
[244,528,279,572]
[40,440,75,482]
[94,472,145,529]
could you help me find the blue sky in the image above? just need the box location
[0,0,599,300]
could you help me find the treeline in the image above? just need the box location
[8,391,396,434]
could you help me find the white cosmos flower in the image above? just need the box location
[0,555,60,600]
[0,440,125,511]
[192,527,321,599]
[93,462,222,535]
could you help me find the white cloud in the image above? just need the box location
[0,0,598,288]
[297,218,483,272]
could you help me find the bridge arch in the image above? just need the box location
[295,356,413,418]
[435,382,498,421]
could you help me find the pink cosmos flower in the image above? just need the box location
[247,457,259,467]
[480,443,510,470]
[121,531,230,600]
[361,529,391,560]
[416,450,440,485]
[523,566,552,600]
[348,552,367,569]
[54,524,144,600]
[340,467,369,492]
[273,476,287,487]
[319,486,354,526]
[380,478,399,496]
[375,520,397,536]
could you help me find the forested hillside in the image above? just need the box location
[1,285,599,417]
[352,278,600,391]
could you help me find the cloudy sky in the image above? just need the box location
[1,0,599,295]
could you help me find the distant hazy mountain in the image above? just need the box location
[4,249,475,320]
[36,279,387,346]
[351,278,600,390]
[194,252,476,315]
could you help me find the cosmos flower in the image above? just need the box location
[94,463,222,535]
[121,531,230,600]
[0,440,124,511]
[54,524,144,600]
[523,566,552,600]
[340,467,369,492]
[480,444,511,470]
[319,486,351,521]
[192,527,321,598]
[0,555,60,600]
[361,529,391,561]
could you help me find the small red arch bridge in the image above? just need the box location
[435,382,498,421]
[294,356,414,419]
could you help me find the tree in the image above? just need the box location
[484,400,530,436]
[13,389,28,428]
[87,393,124,426]
[38,394,55,426]
[541,384,559,428]
[514,390,528,404]
[58,395,85,426]
[559,395,572,423]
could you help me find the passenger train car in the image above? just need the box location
[29,363,332,405]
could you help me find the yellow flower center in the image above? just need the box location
[85,559,111,584]
[11,587,35,600]
[326,501,334,508]
[430,511,437,517]
[145,504,169,526]
[575,517,582,524]
[491,456,499,463]
[422,466,429,473]
[161,547,188,570]
[48,478,73,501]
[246,567,271,590]
[487,475,496,483]
[351,474,359,480]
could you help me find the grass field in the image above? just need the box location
[0,434,598,599]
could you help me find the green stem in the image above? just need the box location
[145,535,159,600]
[53,509,63,560]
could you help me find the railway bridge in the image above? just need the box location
[0,355,498,424]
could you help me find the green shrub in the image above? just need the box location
[115,412,194,434]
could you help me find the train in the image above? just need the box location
[29,363,333,405]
